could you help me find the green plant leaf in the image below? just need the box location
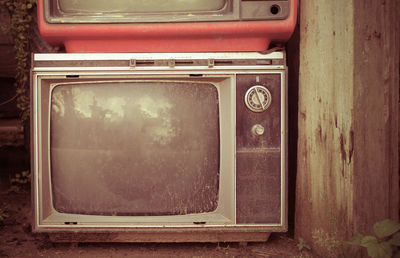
[389,232,400,246]
[361,236,378,248]
[297,237,311,251]
[346,233,364,246]
[362,239,392,258]
[373,219,400,238]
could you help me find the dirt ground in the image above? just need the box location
[0,188,314,258]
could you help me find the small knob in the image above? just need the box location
[251,124,265,136]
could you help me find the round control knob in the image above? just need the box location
[244,85,272,113]
[252,124,265,136]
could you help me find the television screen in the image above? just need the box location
[45,0,290,22]
[50,81,220,216]
[57,0,227,14]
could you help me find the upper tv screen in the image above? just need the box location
[58,0,227,14]
[44,0,291,23]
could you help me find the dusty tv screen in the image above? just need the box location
[50,81,220,216]
[57,0,227,14]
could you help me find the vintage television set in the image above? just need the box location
[31,52,287,242]
[37,0,297,52]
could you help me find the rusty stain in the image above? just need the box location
[339,134,346,164]
[316,124,322,143]
[373,30,382,39]
[300,112,306,120]
[366,30,382,41]
[348,130,354,164]
[339,130,354,172]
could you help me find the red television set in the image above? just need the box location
[31,52,287,242]
[37,0,298,52]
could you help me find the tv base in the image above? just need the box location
[48,232,271,243]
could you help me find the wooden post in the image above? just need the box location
[295,0,399,256]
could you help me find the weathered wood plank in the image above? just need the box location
[295,0,399,256]
[352,0,399,233]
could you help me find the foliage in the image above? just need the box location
[346,219,400,258]
[9,170,30,192]
[0,0,37,122]
[312,228,342,257]
[298,237,311,251]
[10,170,30,184]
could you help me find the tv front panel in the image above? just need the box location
[31,52,287,242]
[37,0,297,52]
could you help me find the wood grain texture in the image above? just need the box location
[295,0,399,256]
[352,0,399,233]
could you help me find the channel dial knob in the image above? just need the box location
[244,85,272,113]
